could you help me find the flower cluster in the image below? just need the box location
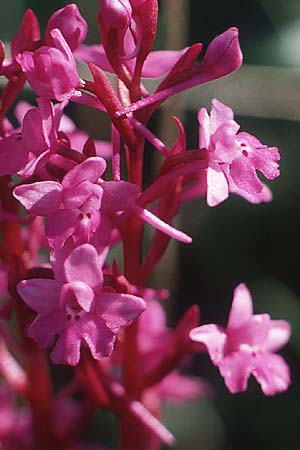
[0,2,290,450]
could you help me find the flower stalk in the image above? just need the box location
[0,3,291,450]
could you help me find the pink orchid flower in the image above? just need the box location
[14,157,106,249]
[16,28,81,101]
[0,97,59,178]
[17,243,146,366]
[198,99,281,206]
[190,283,291,395]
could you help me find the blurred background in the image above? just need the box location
[1,1,300,449]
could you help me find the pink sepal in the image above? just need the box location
[10,9,40,59]
[63,244,103,288]
[13,181,63,215]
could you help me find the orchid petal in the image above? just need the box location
[60,281,94,312]
[190,324,227,365]
[252,353,290,395]
[219,351,252,393]
[197,107,210,149]
[51,328,81,366]
[264,320,291,352]
[96,292,146,330]
[45,4,87,51]
[81,316,116,360]
[29,311,66,348]
[21,107,47,153]
[14,181,63,215]
[62,157,106,189]
[210,99,234,134]
[45,209,78,249]
[230,155,264,194]
[206,163,229,207]
[100,181,140,214]
[17,279,62,314]
[63,243,103,288]
[227,283,253,329]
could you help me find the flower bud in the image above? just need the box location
[10,9,40,58]
[99,0,132,30]
[45,4,87,51]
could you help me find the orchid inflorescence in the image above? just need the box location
[0,2,290,450]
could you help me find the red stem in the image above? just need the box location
[0,176,60,449]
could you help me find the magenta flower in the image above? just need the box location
[190,283,291,395]
[0,97,58,178]
[17,28,80,101]
[14,157,106,249]
[198,99,280,206]
[17,244,146,365]
[0,2,291,449]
